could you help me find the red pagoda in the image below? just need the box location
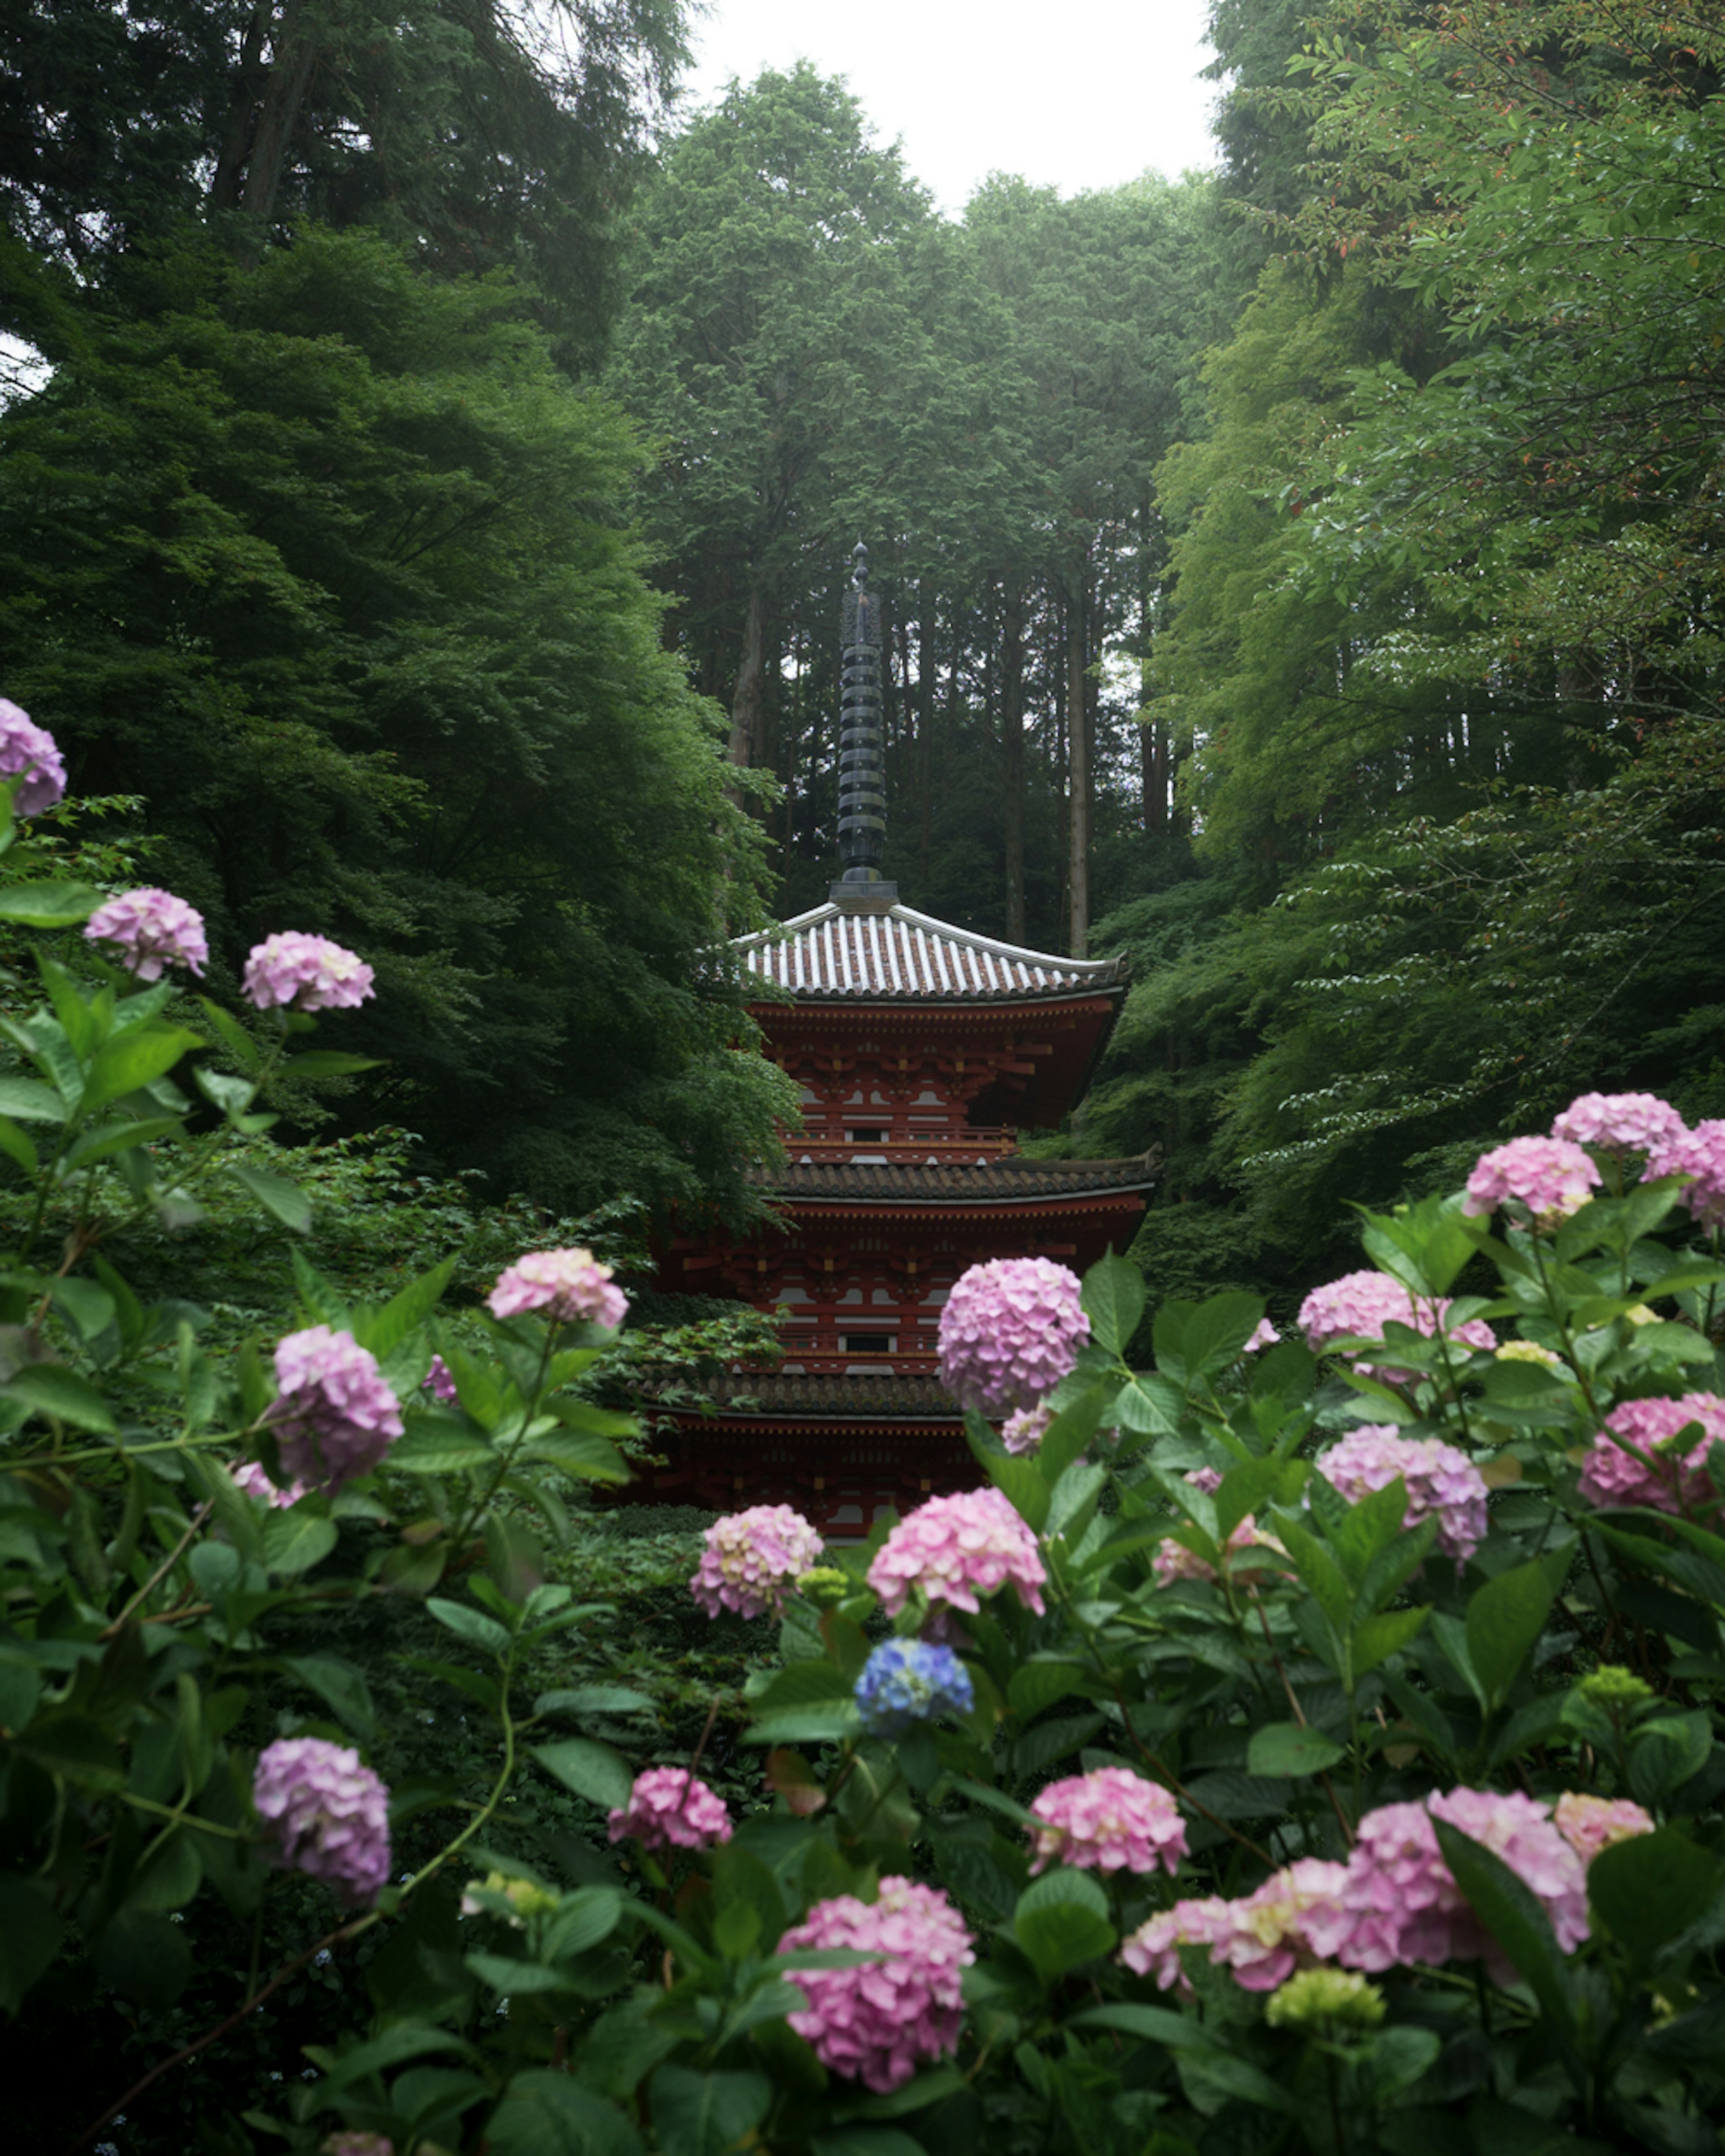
[642,547,1156,1530]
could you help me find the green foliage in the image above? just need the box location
[0,226,794,1221]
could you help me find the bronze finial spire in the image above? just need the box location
[833,540,896,905]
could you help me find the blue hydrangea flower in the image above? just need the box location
[854,1639,974,1739]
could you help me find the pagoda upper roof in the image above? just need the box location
[737,900,1128,1005]
[752,1156,1157,1204]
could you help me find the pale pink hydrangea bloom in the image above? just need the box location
[1119,1895,1232,1991]
[487,1246,627,1328]
[1185,1467,1224,1495]
[1577,1392,1725,1514]
[421,1354,458,1403]
[1646,1120,1725,1230]
[84,888,208,980]
[1302,1789,1587,1982]
[1027,1767,1187,1877]
[867,1486,1046,1619]
[1244,1318,1280,1352]
[690,1504,824,1619]
[243,931,374,1012]
[0,700,65,815]
[266,1325,402,1492]
[1213,1860,1351,1991]
[1463,1134,1601,1222]
[1000,1403,1053,1456]
[606,1766,732,1854]
[937,1256,1089,1413]
[253,1737,391,1905]
[1297,1269,1495,1378]
[231,1458,309,1509]
[1317,1426,1489,1564]
[1552,1792,1654,1865]
[1153,1516,1287,1588]
[780,1880,974,2092]
[1553,1092,1687,1158]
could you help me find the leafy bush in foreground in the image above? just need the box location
[5,688,1725,2156]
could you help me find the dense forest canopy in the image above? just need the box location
[4,0,1725,1299]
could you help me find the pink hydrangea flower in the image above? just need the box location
[867,1486,1046,1619]
[1185,1467,1224,1495]
[1576,1392,1725,1514]
[1317,1426,1489,1564]
[606,1767,732,1854]
[780,1881,974,2092]
[1119,1895,1232,1991]
[488,1247,627,1329]
[1303,1789,1587,1982]
[937,1257,1089,1414]
[253,1737,391,1905]
[1552,1792,1654,1865]
[1153,1515,1287,1587]
[1244,1318,1280,1352]
[1646,1120,1725,1230]
[231,1458,309,1509]
[1213,1860,1351,1991]
[1553,1093,1687,1158]
[83,887,208,980]
[1297,1270,1495,1378]
[243,931,374,1012]
[1000,1404,1053,1456]
[1027,1767,1187,1877]
[690,1504,823,1619]
[266,1325,402,1492]
[0,699,65,816]
[322,2136,394,2156]
[1463,1135,1600,1222]
[421,1354,458,1403]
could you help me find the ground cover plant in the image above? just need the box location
[3,692,1725,2153]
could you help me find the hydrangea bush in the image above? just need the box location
[10,702,1725,2153]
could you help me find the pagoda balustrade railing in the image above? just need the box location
[786,1127,1018,1163]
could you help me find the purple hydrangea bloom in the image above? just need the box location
[1000,1403,1052,1455]
[421,1354,458,1403]
[1302,1789,1587,1983]
[867,1486,1046,1619]
[243,931,374,1012]
[854,1639,974,1737]
[83,887,208,980]
[1298,1270,1495,1377]
[1646,1120,1725,1230]
[322,2136,394,2156]
[1027,1767,1187,1877]
[1463,1135,1600,1222]
[231,1458,309,1509]
[265,1325,402,1492]
[607,1766,733,1853]
[937,1256,1089,1414]
[1553,1092,1687,1158]
[253,1736,391,1905]
[690,1504,823,1619]
[1577,1392,1725,1514]
[0,700,65,816]
[487,1246,627,1328]
[1316,1425,1489,1564]
[780,1882,974,2092]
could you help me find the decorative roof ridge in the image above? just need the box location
[736,900,1128,984]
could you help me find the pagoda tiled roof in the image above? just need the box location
[752,1155,1158,1203]
[694,1371,959,1415]
[737,901,1128,1003]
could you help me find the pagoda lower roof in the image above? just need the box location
[737,901,1128,1004]
[672,1371,959,1417]
[752,1155,1157,1204]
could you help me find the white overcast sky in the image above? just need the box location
[677,0,1222,215]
